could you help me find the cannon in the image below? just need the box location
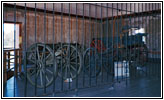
[26,43,82,88]
[84,26,148,77]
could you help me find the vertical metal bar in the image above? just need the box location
[106,3,109,83]
[68,3,71,90]
[134,3,137,78]
[43,3,46,94]
[111,3,114,84]
[89,3,91,87]
[142,3,147,75]
[116,3,119,82]
[154,3,156,76]
[137,3,140,78]
[149,3,151,76]
[151,3,153,76]
[61,3,63,91]
[100,3,103,83]
[13,3,16,97]
[128,3,131,80]
[24,3,27,97]
[34,3,37,96]
[142,3,144,77]
[153,3,155,76]
[120,3,123,81]
[82,3,85,88]
[129,3,132,79]
[154,3,157,77]
[52,3,56,96]
[145,3,148,77]
[140,3,145,77]
[75,3,78,96]
[125,3,128,85]
[94,3,98,86]
[156,3,158,78]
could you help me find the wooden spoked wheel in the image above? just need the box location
[26,43,57,88]
[55,44,82,80]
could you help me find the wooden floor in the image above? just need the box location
[52,77,161,97]
[3,62,161,97]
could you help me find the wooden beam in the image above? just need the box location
[103,9,161,21]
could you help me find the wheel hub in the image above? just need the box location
[37,61,43,69]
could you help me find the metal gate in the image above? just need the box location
[2,2,161,97]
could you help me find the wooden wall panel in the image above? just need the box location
[4,7,101,49]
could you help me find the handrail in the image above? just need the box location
[3,48,22,83]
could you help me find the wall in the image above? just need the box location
[4,6,161,59]
[4,7,101,49]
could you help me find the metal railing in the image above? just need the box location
[2,2,161,97]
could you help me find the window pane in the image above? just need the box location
[4,23,19,49]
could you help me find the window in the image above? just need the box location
[4,23,20,49]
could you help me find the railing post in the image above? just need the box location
[14,49,18,77]
[8,52,10,69]
[3,52,7,85]
[19,49,22,73]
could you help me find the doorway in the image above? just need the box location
[3,22,21,80]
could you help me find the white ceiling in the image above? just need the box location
[6,3,161,18]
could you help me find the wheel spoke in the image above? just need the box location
[27,58,36,64]
[27,52,36,63]
[40,70,43,86]
[70,62,80,65]
[42,68,45,74]
[66,46,69,55]
[46,75,50,82]
[37,46,41,61]
[45,53,51,60]
[70,56,76,61]
[37,70,40,77]
[31,53,35,58]
[64,65,68,78]
[70,65,77,71]
[70,49,75,56]
[41,49,44,61]
[38,45,44,61]
[46,68,53,75]
[70,72,73,78]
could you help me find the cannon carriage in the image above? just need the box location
[26,43,83,88]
